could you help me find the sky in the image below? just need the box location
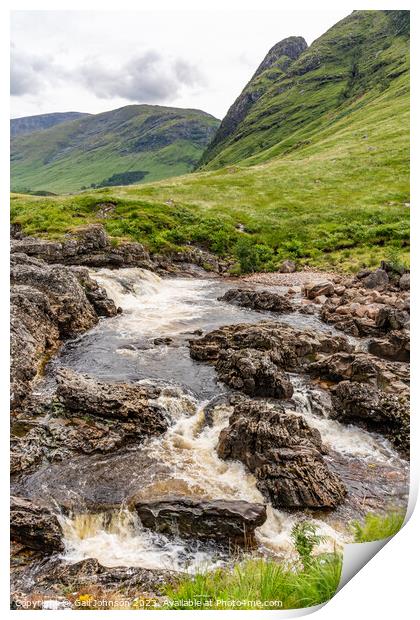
[10,9,350,120]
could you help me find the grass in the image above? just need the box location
[351,510,406,542]
[10,105,219,194]
[163,555,342,610]
[10,11,409,273]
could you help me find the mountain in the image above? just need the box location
[198,10,409,170]
[10,112,90,138]
[11,10,409,272]
[10,105,220,193]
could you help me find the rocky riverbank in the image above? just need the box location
[10,229,410,608]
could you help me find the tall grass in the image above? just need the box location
[163,554,342,610]
[351,510,406,542]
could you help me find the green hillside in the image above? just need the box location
[11,10,409,273]
[10,112,90,138]
[10,105,220,194]
[198,10,409,171]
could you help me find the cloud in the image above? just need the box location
[11,45,205,104]
[79,51,204,102]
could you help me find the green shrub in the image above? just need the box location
[351,510,406,542]
[291,522,327,569]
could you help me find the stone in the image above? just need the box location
[303,281,334,299]
[399,273,410,291]
[10,496,64,553]
[133,496,267,547]
[215,348,294,399]
[331,381,409,457]
[217,400,346,509]
[368,330,410,362]
[56,369,168,432]
[308,352,409,393]
[278,260,296,273]
[218,289,294,313]
[10,254,117,408]
[376,306,409,331]
[360,269,389,290]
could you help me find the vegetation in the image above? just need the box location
[10,10,409,273]
[10,105,219,194]
[351,510,406,542]
[163,521,341,610]
[198,11,409,171]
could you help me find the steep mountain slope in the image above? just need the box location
[10,112,90,138]
[198,10,409,170]
[11,105,219,193]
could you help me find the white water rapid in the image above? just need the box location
[58,268,407,572]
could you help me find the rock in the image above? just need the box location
[153,337,173,346]
[368,330,410,362]
[11,556,175,604]
[303,281,334,299]
[189,321,351,369]
[278,260,296,273]
[314,294,327,305]
[56,369,168,433]
[308,352,409,393]
[376,306,409,331]
[215,348,294,399]
[10,496,64,553]
[133,496,267,547]
[331,381,409,457]
[380,260,406,276]
[360,269,389,290]
[399,273,410,290]
[217,400,346,509]
[10,254,117,408]
[218,289,293,313]
[334,285,346,296]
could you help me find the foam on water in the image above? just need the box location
[57,267,406,572]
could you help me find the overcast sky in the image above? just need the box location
[11,10,350,120]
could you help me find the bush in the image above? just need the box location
[351,510,406,542]
[235,238,274,273]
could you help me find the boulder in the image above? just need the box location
[56,369,168,433]
[215,348,294,399]
[133,496,267,547]
[368,330,410,362]
[10,496,64,553]
[217,400,346,509]
[360,269,389,290]
[303,281,334,299]
[331,381,409,457]
[10,254,118,408]
[375,306,409,331]
[399,273,410,291]
[189,321,351,369]
[218,288,294,313]
[278,260,296,273]
[308,352,409,393]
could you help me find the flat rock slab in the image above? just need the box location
[132,496,267,547]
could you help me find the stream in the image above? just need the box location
[25,268,409,574]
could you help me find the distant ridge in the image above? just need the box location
[10,112,90,138]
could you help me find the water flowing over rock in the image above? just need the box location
[331,381,409,457]
[217,400,346,509]
[10,253,118,408]
[133,496,267,547]
[218,288,294,313]
[10,496,64,553]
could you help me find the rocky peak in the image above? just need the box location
[252,36,308,79]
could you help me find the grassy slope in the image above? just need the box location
[10,105,219,194]
[10,11,409,272]
[199,11,409,170]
